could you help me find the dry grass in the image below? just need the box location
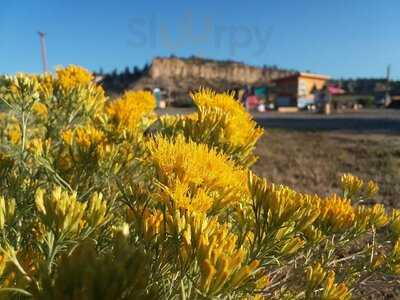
[253,130,400,208]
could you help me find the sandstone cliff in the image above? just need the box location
[131,56,294,96]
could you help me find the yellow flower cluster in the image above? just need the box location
[390,209,400,239]
[257,182,319,228]
[146,135,248,213]
[249,174,320,231]
[0,196,15,230]
[306,263,351,300]
[56,65,93,91]
[62,125,105,151]
[185,215,260,295]
[340,173,379,200]
[35,187,86,236]
[85,192,110,229]
[191,89,263,147]
[248,172,392,262]
[355,204,388,229]
[74,126,104,151]
[159,89,263,166]
[199,253,259,296]
[35,187,109,237]
[1,74,40,108]
[32,102,48,119]
[318,194,388,233]
[388,239,400,275]
[36,73,54,99]
[170,211,261,295]
[161,181,214,214]
[27,138,52,157]
[59,124,131,172]
[106,90,156,135]
[132,208,165,242]
[6,124,21,145]
[131,207,261,296]
[319,195,355,232]
[306,262,326,290]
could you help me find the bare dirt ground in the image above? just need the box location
[250,109,400,208]
[252,130,400,208]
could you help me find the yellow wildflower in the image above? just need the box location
[280,237,305,255]
[1,74,40,107]
[27,138,44,156]
[322,271,351,300]
[340,173,379,200]
[319,194,355,232]
[199,259,216,293]
[35,186,87,237]
[390,209,400,239]
[158,89,264,166]
[306,263,326,291]
[355,204,388,229]
[255,274,270,290]
[191,89,263,147]
[84,192,109,229]
[56,65,93,90]
[147,135,248,213]
[32,102,48,119]
[228,260,260,291]
[0,196,15,230]
[73,125,105,151]
[248,173,320,231]
[303,225,324,243]
[341,173,363,198]
[37,73,54,98]
[160,181,214,214]
[106,90,156,134]
[61,129,74,146]
[388,239,400,275]
[139,209,164,242]
[365,180,379,197]
[7,125,21,145]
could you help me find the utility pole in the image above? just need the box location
[386,64,391,87]
[38,31,48,73]
[385,64,391,107]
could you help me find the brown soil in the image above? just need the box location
[252,130,400,208]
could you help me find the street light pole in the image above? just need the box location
[38,31,48,73]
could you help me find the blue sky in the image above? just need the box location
[0,0,399,78]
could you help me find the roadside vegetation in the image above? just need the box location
[0,66,399,299]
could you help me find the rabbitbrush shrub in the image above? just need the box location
[0,66,399,299]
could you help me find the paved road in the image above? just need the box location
[253,109,400,133]
[157,108,400,133]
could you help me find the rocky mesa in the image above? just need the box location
[130,56,294,96]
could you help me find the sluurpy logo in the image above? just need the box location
[128,11,273,57]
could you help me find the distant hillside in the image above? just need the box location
[99,56,295,98]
